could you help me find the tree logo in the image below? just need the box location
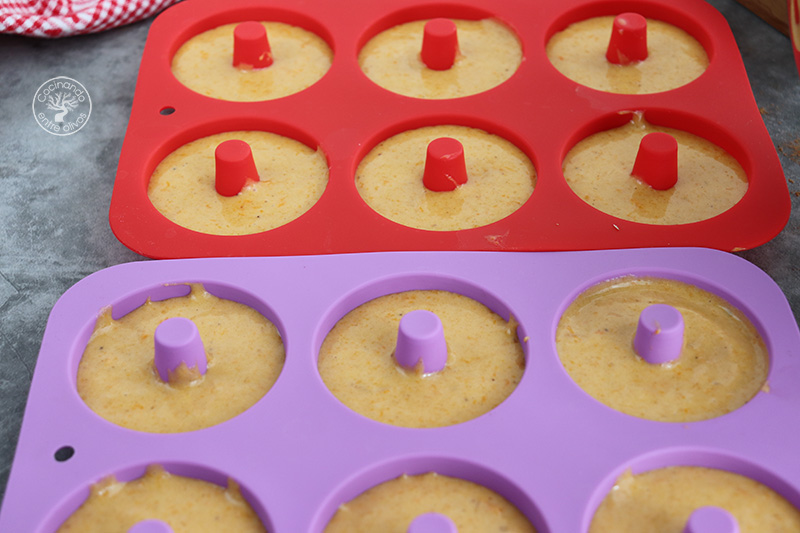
[32,77,92,136]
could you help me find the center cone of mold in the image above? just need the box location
[408,512,458,533]
[633,304,684,365]
[233,21,273,69]
[421,18,459,70]
[631,132,679,190]
[423,137,468,192]
[395,310,448,373]
[215,139,260,197]
[128,520,175,533]
[683,506,740,533]
[154,317,208,383]
[606,12,648,65]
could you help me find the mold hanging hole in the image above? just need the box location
[159,107,175,116]
[54,445,75,462]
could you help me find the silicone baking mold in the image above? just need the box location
[2,249,799,531]
[109,0,790,259]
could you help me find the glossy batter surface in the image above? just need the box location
[547,16,708,94]
[78,284,285,432]
[148,131,328,236]
[172,22,332,101]
[591,466,800,532]
[325,472,536,533]
[359,18,522,99]
[58,465,266,533]
[556,276,768,422]
[356,125,535,231]
[318,290,525,427]
[563,116,747,225]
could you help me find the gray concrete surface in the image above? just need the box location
[0,0,798,510]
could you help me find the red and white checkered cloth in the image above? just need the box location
[1,0,179,37]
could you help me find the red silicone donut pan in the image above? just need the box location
[109,0,790,259]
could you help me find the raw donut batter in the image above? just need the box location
[57,465,266,532]
[556,276,768,422]
[325,472,536,532]
[148,131,328,236]
[590,466,800,532]
[562,116,747,225]
[78,284,285,432]
[356,125,535,231]
[318,290,525,427]
[547,15,708,94]
[172,22,332,101]
[359,18,522,99]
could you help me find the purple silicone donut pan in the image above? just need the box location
[1,249,799,532]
